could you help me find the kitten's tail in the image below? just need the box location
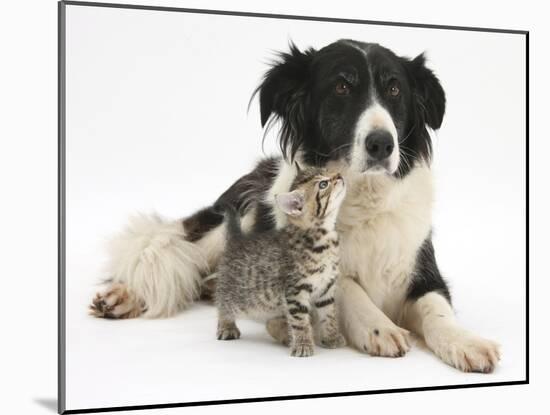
[222,204,244,240]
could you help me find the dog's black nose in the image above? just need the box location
[365,131,394,161]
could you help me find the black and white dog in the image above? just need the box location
[92,39,500,372]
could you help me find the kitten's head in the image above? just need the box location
[275,166,346,229]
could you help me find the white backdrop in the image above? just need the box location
[62,3,527,411]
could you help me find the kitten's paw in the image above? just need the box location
[89,283,145,319]
[291,342,315,357]
[217,325,241,341]
[320,333,347,349]
[266,317,290,346]
[427,327,500,373]
[358,324,411,358]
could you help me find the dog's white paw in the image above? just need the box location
[355,323,411,357]
[89,283,145,319]
[427,327,501,373]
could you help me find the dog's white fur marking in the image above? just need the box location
[344,41,400,175]
[337,164,434,322]
[332,163,432,355]
[342,40,373,57]
[350,101,400,174]
[105,214,207,317]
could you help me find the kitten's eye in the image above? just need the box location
[335,81,351,96]
[318,180,329,189]
[388,80,400,97]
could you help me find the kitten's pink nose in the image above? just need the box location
[334,173,344,184]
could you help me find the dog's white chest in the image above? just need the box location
[336,166,434,321]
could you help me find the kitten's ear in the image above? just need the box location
[275,190,305,217]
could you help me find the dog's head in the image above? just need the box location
[256,40,446,177]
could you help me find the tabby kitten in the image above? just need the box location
[215,167,347,357]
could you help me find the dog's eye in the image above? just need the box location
[335,81,351,96]
[319,180,329,189]
[388,81,400,97]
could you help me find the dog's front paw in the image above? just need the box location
[291,342,315,357]
[320,333,347,349]
[89,283,145,319]
[356,324,411,357]
[428,328,501,373]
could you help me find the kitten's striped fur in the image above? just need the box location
[215,167,347,357]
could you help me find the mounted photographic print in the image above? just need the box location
[58,1,528,413]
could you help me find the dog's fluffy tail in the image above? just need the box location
[99,213,210,318]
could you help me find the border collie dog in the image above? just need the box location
[92,40,500,372]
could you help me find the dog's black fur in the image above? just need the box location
[185,40,450,303]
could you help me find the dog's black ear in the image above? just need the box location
[258,43,314,126]
[408,53,446,130]
[256,43,315,160]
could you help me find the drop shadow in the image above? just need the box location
[34,398,57,413]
